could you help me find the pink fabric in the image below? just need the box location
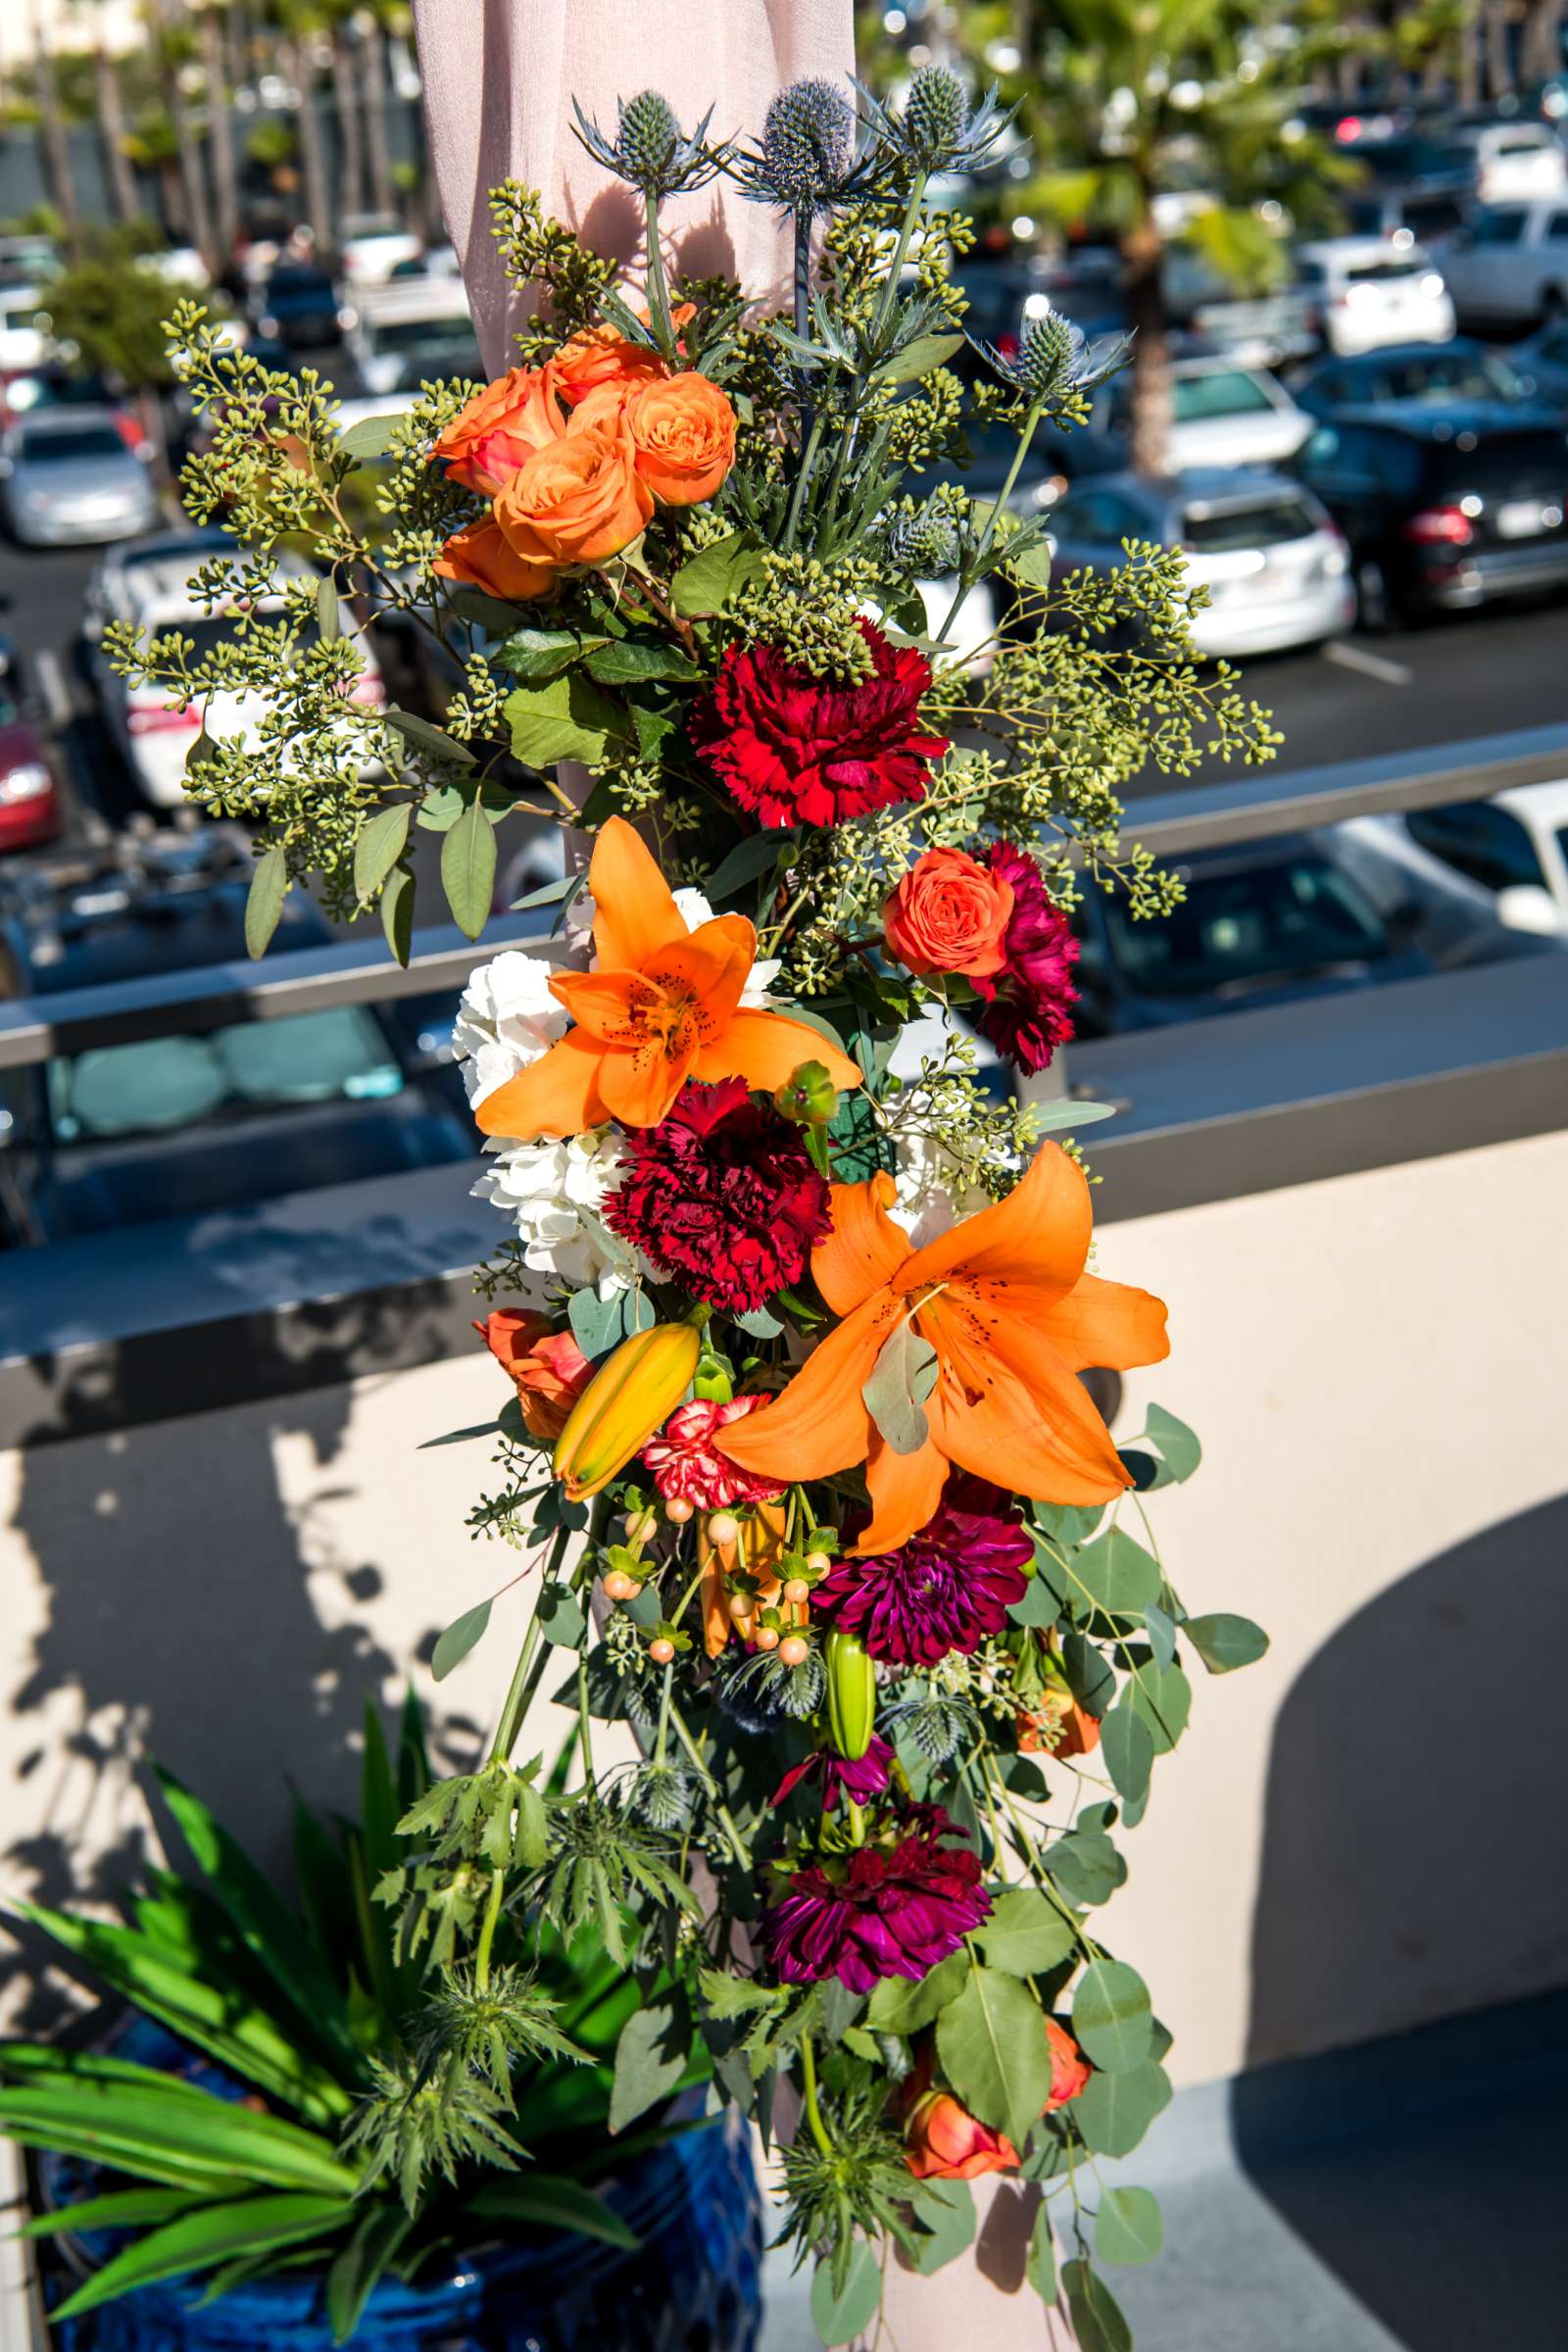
[411,0,855,372]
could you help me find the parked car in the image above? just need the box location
[85,538,386,808]
[1447,120,1568,205]
[1512,318,1568,402]
[1437,201,1568,328]
[0,278,49,377]
[0,829,474,1246]
[336,212,423,287]
[1344,781,1568,936]
[1162,246,1321,368]
[1095,357,1312,469]
[342,275,478,397]
[1340,134,1479,201]
[1045,466,1351,658]
[0,364,144,449]
[1291,336,1542,420]
[250,263,344,351]
[0,407,157,547]
[1343,185,1473,247]
[1293,237,1455,357]
[1289,404,1568,627]
[0,635,61,855]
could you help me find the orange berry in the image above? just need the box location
[707,1510,742,1546]
[664,1497,695,1524]
[649,1637,675,1664]
[754,1625,781,1651]
[602,1569,637,1601]
[806,1550,831,1574]
[778,1635,809,1667]
[782,1578,811,1606]
[728,1592,755,1622]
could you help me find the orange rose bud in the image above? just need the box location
[555,321,670,409]
[475,1310,593,1443]
[433,513,555,603]
[623,371,737,507]
[1043,2017,1092,2112]
[493,418,655,571]
[905,2089,1019,2181]
[884,846,1015,980]
[429,364,568,494]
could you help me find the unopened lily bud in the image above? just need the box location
[552,1318,704,1501]
[825,1626,877,1761]
[774,1058,838,1128]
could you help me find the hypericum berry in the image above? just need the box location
[649,1637,675,1664]
[707,1510,742,1547]
[782,1578,811,1605]
[623,1510,657,1545]
[806,1551,831,1575]
[603,1570,639,1602]
[728,1592,755,1622]
[754,1624,781,1652]
[664,1497,696,1524]
[778,1635,810,1667]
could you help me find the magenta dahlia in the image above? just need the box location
[771,1735,895,1813]
[688,619,950,828]
[815,1477,1033,1665]
[761,1804,991,1990]
[603,1078,831,1315]
[972,841,1080,1074]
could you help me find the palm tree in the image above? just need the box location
[90,10,142,227]
[329,8,367,220]
[199,4,241,265]
[268,2,334,251]
[28,11,81,251]
[148,0,218,272]
[359,4,400,220]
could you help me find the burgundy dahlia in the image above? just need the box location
[761,1804,991,1990]
[603,1077,831,1315]
[972,841,1079,1075]
[688,619,950,828]
[771,1735,895,1813]
[816,1477,1033,1665]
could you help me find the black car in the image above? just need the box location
[1288,402,1568,627]
[0,830,474,1246]
[1291,338,1545,422]
[252,265,342,351]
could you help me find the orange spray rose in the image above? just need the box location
[429,364,568,493]
[884,846,1016,979]
[1043,2017,1092,2111]
[905,2088,1019,2180]
[622,372,737,506]
[432,514,555,602]
[492,418,655,571]
[554,311,691,408]
[475,1310,593,1442]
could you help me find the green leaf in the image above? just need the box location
[1144,1401,1201,1482]
[509,870,579,911]
[861,1320,939,1457]
[909,2176,974,2274]
[1143,1599,1178,1672]
[1096,2185,1162,2268]
[1035,1500,1104,1546]
[584,638,703,686]
[734,1303,783,1339]
[537,1583,585,1648]
[244,846,288,960]
[51,2192,355,2324]
[970,1887,1076,1977]
[1072,1960,1152,2075]
[1060,1632,1116,1717]
[1126,1659,1191,1754]
[703,826,799,903]
[1005,534,1054,591]
[380,706,476,767]
[608,2001,689,2134]
[353,803,412,904]
[1070,1530,1163,1619]
[504,672,626,767]
[497,626,588,681]
[1042,1827,1124,1909]
[809,2238,881,2345]
[937,1967,1053,2147]
[1027,2202,1058,2302]
[872,330,965,384]
[0,2073,356,2195]
[441,793,498,940]
[326,2204,415,2344]
[1073,2060,1172,2158]
[567,1282,653,1358]
[446,587,529,634]
[1008,1569,1062,1629]
[468,2173,640,2251]
[339,413,404,461]
[379,864,415,965]
[1099,1702,1154,1807]
[1028,1099,1117,1133]
[432,1596,493,1681]
[865,1950,966,2034]
[669,532,764,618]
[18,2183,201,2240]
[1062,2258,1133,2352]
[1185,1612,1268,1674]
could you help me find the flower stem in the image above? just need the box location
[576,1653,597,1789]
[937,399,1043,645]
[800,2033,833,2158]
[474,1864,505,1993]
[644,191,677,362]
[781,403,827,554]
[654,1660,673,1770]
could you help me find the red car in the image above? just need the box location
[0,635,62,853]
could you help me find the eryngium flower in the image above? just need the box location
[736,78,864,213]
[761,1804,991,1989]
[882,502,961,577]
[859,66,1015,178]
[816,1477,1032,1664]
[571,91,724,197]
[973,302,1135,406]
[972,842,1080,1074]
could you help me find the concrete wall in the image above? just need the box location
[3,1128,1566,2077]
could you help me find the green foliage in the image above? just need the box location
[41,230,186,392]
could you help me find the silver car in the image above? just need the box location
[1046,466,1353,658]
[0,407,158,548]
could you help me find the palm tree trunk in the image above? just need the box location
[30,24,80,252]
[1122,207,1170,480]
[361,10,396,220]
[284,33,333,254]
[94,37,140,224]
[331,24,366,220]
[1523,0,1564,81]
[170,67,217,272]
[201,8,240,265]
[1458,0,1482,104]
[1485,0,1514,97]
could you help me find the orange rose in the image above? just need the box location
[884,846,1015,980]
[432,514,554,602]
[493,417,655,570]
[555,320,669,409]
[622,371,737,507]
[430,364,567,493]
[1043,2018,1092,2112]
[905,2088,1019,2181]
[475,1310,592,1443]
[1016,1690,1102,1760]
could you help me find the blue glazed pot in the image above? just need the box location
[38,2026,763,2352]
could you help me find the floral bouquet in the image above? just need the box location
[118,64,1277,2351]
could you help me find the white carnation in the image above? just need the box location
[888,1129,992,1250]
[473,1129,651,1298]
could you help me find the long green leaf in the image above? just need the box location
[51,2193,356,2324]
[468,2174,640,2252]
[16,2186,201,2239]
[326,2204,416,2344]
[244,847,288,959]
[0,2077,359,2194]
[441,792,498,939]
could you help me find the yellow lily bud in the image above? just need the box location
[552,1319,704,1501]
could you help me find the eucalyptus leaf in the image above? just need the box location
[1062,2258,1133,2352]
[862,1321,939,1457]
[1143,1599,1178,1673]
[380,864,414,966]
[338,412,404,461]
[910,2176,975,2274]
[1028,1099,1117,1133]
[353,802,412,904]
[1100,1702,1154,1807]
[1027,2203,1058,2303]
[970,1886,1076,1977]
[1184,1612,1268,1674]
[440,794,498,940]
[809,2239,881,2345]
[1069,1530,1163,1619]
[936,1967,1053,2147]
[704,827,799,902]
[734,1303,784,1339]
[608,2001,689,2134]
[1072,1959,1153,2075]
[1096,2185,1162,2268]
[537,1584,585,1648]
[872,329,965,383]
[1073,2060,1172,2158]
[243,847,288,960]
[1042,1826,1125,1908]
[431,1597,493,1682]
[380,707,475,767]
[1144,1401,1201,1481]
[504,672,626,767]
[314,575,341,642]
[1126,1658,1191,1754]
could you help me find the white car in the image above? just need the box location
[1449,121,1568,206]
[342,276,477,397]
[1099,358,1313,469]
[85,539,385,810]
[1437,200,1568,328]
[337,212,422,288]
[1342,782,1568,938]
[0,279,48,375]
[1295,237,1456,357]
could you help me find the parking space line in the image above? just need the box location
[1321,641,1413,688]
[33,647,74,729]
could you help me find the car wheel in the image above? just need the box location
[1543,287,1567,322]
[1353,558,1393,635]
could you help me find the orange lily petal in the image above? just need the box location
[596,1032,697,1127]
[813,1174,912,1317]
[903,1142,1090,1302]
[714,1293,902,1483]
[924,1298,1130,1502]
[692,1006,863,1097]
[1044,1273,1171,1373]
[549,967,652,1044]
[642,925,756,1043]
[473,1030,611,1139]
[854,1429,952,1554]
[587,816,687,971]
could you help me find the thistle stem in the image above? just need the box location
[937,399,1044,644]
[474,1865,505,1993]
[644,191,677,362]
[800,2033,833,2157]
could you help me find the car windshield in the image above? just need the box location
[1379,351,1526,400]
[1429,431,1568,489]
[20,424,125,463]
[364,315,473,354]
[381,348,481,391]
[0,681,21,726]
[1103,854,1388,996]
[270,271,333,299]
[1171,370,1275,420]
[1183,496,1321,551]
[148,609,320,662]
[1343,257,1430,284]
[46,1007,404,1144]
[1470,211,1528,244]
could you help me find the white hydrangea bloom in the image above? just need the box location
[888,1129,992,1250]
[452,950,568,1110]
[563,881,782,1005]
[472,1129,650,1298]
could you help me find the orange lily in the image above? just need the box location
[473,816,862,1138]
[716,1145,1169,1553]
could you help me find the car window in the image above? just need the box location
[0,679,21,726]
[46,1007,404,1144]
[1343,257,1429,285]
[1404,196,1464,237]
[1170,369,1276,420]
[1052,491,1131,543]
[1547,213,1568,242]
[19,424,126,463]
[1381,350,1526,402]
[1469,210,1528,245]
[1102,854,1388,997]
[363,314,474,355]
[1405,803,1546,891]
[1183,496,1322,551]
[1428,429,1568,491]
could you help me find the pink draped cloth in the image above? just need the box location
[411,0,855,373]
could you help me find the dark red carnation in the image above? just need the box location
[761,1803,991,1990]
[689,618,950,828]
[602,1076,832,1315]
[817,1476,1033,1664]
[972,840,1079,1074]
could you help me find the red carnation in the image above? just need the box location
[972,840,1080,1074]
[689,619,950,828]
[602,1077,832,1315]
